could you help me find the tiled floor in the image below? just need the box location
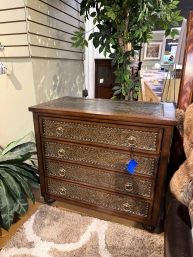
[0,186,164,249]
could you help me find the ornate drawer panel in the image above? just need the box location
[46,178,152,219]
[40,117,162,154]
[45,160,155,199]
[43,140,159,178]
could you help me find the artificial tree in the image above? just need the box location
[71,0,183,100]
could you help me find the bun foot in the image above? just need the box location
[44,197,55,204]
[141,223,156,232]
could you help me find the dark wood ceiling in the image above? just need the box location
[178,0,193,19]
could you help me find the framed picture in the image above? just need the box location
[143,41,163,60]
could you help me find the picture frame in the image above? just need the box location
[143,41,163,60]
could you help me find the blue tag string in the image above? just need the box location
[126,146,138,175]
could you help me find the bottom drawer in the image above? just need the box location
[46,178,152,220]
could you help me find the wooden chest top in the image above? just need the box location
[29,97,176,126]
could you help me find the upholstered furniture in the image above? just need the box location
[165,187,193,257]
[164,11,193,256]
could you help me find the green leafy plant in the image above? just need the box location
[0,134,39,231]
[71,0,183,100]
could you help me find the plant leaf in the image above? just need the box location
[8,142,36,155]
[79,26,85,32]
[90,11,96,17]
[93,37,100,48]
[0,179,15,231]
[70,37,78,41]
[18,162,39,175]
[112,86,120,90]
[7,169,35,203]
[0,151,37,164]
[114,89,121,96]
[0,168,22,199]
[30,160,38,169]
[111,58,117,67]
[0,133,31,156]
[13,191,28,216]
[1,164,39,183]
[0,141,36,165]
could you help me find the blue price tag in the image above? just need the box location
[126,159,138,175]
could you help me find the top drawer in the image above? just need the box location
[40,117,163,154]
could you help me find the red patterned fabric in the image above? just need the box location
[178,12,193,111]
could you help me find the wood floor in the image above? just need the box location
[0,186,163,250]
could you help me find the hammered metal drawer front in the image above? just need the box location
[40,117,162,154]
[47,179,152,219]
[43,140,159,178]
[45,160,155,199]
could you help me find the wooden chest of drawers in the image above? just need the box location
[29,97,176,228]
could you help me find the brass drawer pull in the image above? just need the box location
[56,127,64,136]
[125,182,133,192]
[58,168,66,177]
[128,136,136,146]
[123,203,131,212]
[59,187,67,195]
[58,149,65,157]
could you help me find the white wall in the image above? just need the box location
[0,60,36,148]
[32,59,84,104]
[140,31,166,70]
[84,11,108,98]
[0,0,85,147]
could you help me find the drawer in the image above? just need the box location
[42,140,159,178]
[46,178,152,220]
[44,160,155,199]
[40,117,163,154]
